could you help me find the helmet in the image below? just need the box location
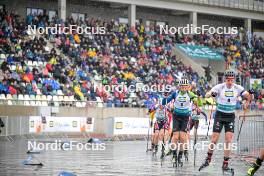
[179,78,189,86]
[224,70,236,78]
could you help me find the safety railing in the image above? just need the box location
[235,114,264,162]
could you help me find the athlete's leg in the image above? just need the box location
[222,119,235,171]
[153,130,160,146]
[158,128,165,141]
[261,149,264,159]
[178,119,189,163]
[200,117,223,170]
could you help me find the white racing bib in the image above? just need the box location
[212,83,244,113]
[173,91,192,115]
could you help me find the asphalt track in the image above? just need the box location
[0,139,263,176]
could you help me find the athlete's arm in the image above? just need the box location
[162,92,176,105]
[241,90,254,110]
[189,91,203,107]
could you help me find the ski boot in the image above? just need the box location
[199,157,211,171]
[184,150,189,162]
[151,143,155,151]
[152,145,158,157]
[222,161,234,176]
[247,159,262,176]
[172,153,178,167]
[160,148,165,160]
[165,148,172,156]
[178,151,183,167]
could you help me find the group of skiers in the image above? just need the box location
[147,70,263,175]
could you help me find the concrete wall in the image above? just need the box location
[0,105,148,136]
[0,105,262,137]
[1,0,243,28]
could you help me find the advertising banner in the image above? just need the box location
[113,117,149,135]
[29,116,94,133]
[177,44,224,60]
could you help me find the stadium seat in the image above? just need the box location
[0,53,6,59]
[30,100,36,106]
[96,97,103,107]
[11,65,16,71]
[0,94,6,105]
[41,95,47,101]
[47,95,53,101]
[41,101,48,106]
[23,94,30,106]
[24,101,30,106]
[17,94,24,105]
[27,61,33,67]
[57,90,64,96]
[29,95,36,106]
[58,96,64,101]
[36,89,41,95]
[6,94,12,100]
[24,95,30,100]
[69,96,75,102]
[35,95,42,106]
[32,61,38,66]
[18,94,24,100]
[30,95,35,100]
[76,101,82,107]
[63,96,70,102]
[0,94,6,100]
[12,94,18,105]
[130,93,137,98]
[37,61,43,66]
[7,100,13,105]
[81,102,86,107]
[52,95,60,106]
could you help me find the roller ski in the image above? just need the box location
[160,148,165,160]
[247,158,262,176]
[165,148,172,156]
[199,157,210,171]
[222,163,234,176]
[172,153,178,167]
[177,151,184,167]
[184,150,189,162]
[152,145,158,157]
[160,144,166,166]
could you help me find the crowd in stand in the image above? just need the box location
[0,9,263,108]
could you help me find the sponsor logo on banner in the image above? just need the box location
[113,117,149,135]
[115,122,123,129]
[29,116,94,133]
[177,44,224,60]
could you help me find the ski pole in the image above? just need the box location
[206,104,213,139]
[237,109,246,142]
[193,121,198,166]
[146,113,151,152]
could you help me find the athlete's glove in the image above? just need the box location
[196,90,201,96]
[0,118,4,128]
[163,92,169,98]
[211,92,217,97]
[248,89,255,94]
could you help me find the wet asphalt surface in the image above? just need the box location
[0,138,263,176]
